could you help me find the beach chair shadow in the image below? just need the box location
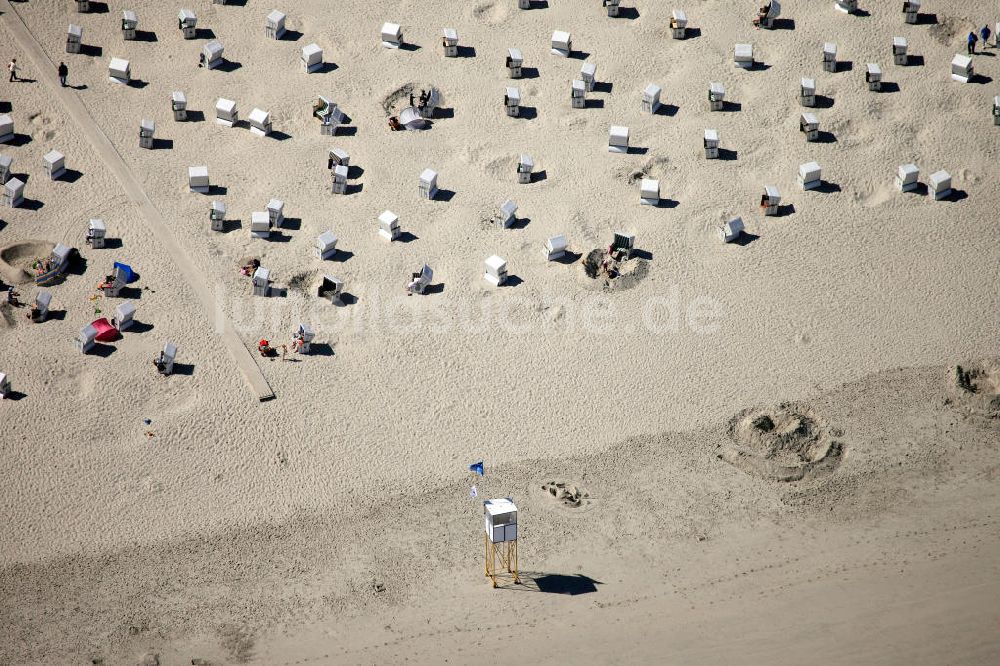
[814,95,835,109]
[308,342,335,357]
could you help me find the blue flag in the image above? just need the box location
[469,461,484,476]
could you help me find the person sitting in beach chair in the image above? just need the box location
[752,4,769,27]
[152,351,166,373]
[33,258,51,275]
[6,286,21,306]
[240,258,260,277]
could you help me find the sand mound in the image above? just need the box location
[541,480,590,508]
[469,0,509,24]
[0,303,17,330]
[615,156,671,185]
[581,249,649,291]
[0,240,54,285]
[286,270,317,297]
[719,403,844,482]
[929,15,961,45]
[534,480,596,512]
[946,361,1000,418]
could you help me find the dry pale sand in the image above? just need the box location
[0,0,999,663]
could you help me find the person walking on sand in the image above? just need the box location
[981,25,992,49]
[8,59,17,83]
[57,62,68,87]
[968,31,978,55]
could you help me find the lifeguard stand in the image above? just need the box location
[484,498,520,588]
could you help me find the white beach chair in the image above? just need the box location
[484,255,508,287]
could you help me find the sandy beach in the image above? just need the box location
[1,0,999,663]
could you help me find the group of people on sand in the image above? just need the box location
[258,333,306,360]
[388,89,433,131]
[6,286,45,322]
[968,25,993,55]
[751,3,773,29]
[31,257,53,276]
[8,58,70,86]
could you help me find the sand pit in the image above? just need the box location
[0,240,54,285]
[928,15,962,45]
[581,249,650,292]
[719,403,844,482]
[0,303,16,330]
[537,480,594,511]
[382,83,443,117]
[615,156,672,186]
[286,270,318,298]
[946,361,1000,418]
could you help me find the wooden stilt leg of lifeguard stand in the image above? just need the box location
[485,534,520,588]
